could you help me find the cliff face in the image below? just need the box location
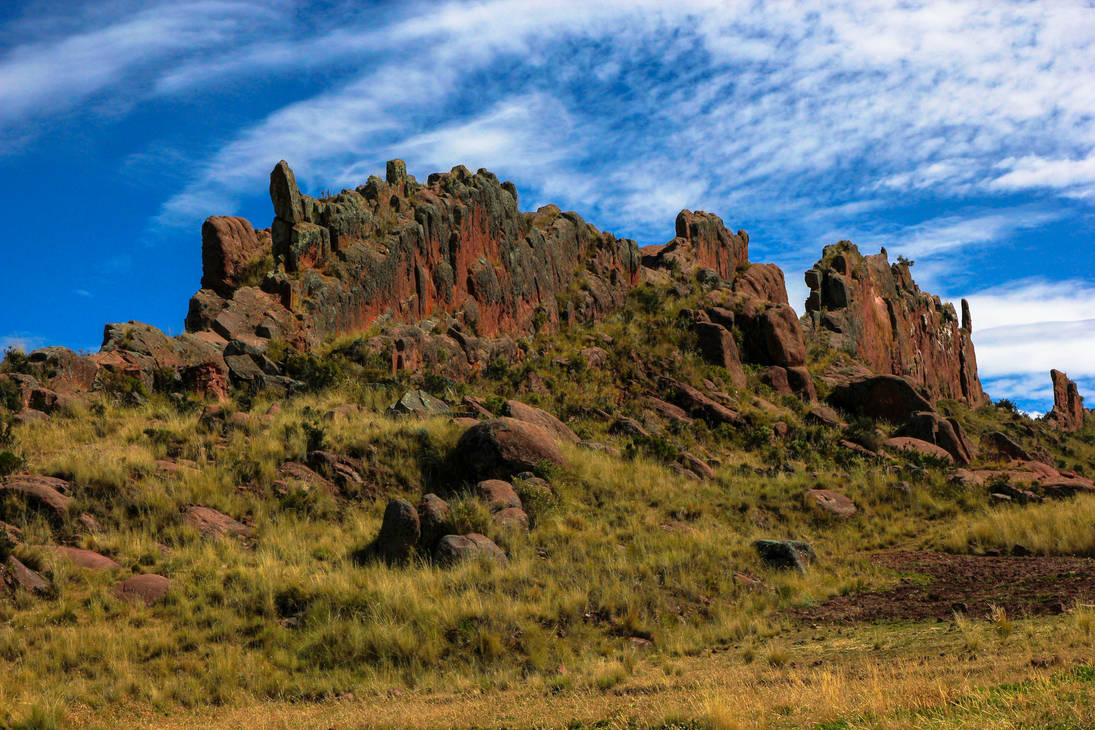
[804,241,986,408]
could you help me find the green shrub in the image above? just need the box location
[0,451,24,477]
[0,347,32,375]
[0,377,22,412]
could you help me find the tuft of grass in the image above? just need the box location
[941,493,1095,556]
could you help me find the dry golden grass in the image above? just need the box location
[942,493,1095,556]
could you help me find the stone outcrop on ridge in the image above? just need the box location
[804,241,986,407]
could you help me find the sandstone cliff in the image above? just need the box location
[804,242,986,408]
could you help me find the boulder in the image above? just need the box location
[610,417,649,438]
[376,498,420,564]
[753,539,816,572]
[500,400,579,444]
[692,322,746,387]
[4,556,49,594]
[0,475,74,519]
[677,452,715,480]
[827,374,933,424]
[895,411,976,465]
[454,418,566,479]
[44,546,121,571]
[981,431,1032,462]
[201,216,270,296]
[492,507,530,530]
[434,533,508,567]
[805,405,845,429]
[659,377,743,427]
[807,489,857,517]
[112,574,171,605]
[182,506,252,538]
[643,396,693,425]
[476,480,522,512]
[883,437,954,464]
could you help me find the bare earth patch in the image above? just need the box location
[797,550,1095,623]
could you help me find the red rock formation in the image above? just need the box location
[804,242,986,407]
[17,158,809,399]
[1046,369,1085,431]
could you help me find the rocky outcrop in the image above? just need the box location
[1046,369,1085,432]
[14,157,813,403]
[804,242,986,407]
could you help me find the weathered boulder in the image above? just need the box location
[733,262,789,304]
[182,506,252,538]
[805,405,845,429]
[454,418,566,478]
[201,216,271,296]
[376,498,420,563]
[883,437,954,463]
[389,390,451,418]
[112,574,171,605]
[4,556,49,594]
[677,452,715,480]
[895,411,976,466]
[500,400,579,444]
[827,374,933,424]
[43,546,121,571]
[643,396,693,425]
[692,322,746,387]
[753,539,816,572]
[804,242,986,407]
[610,417,649,438]
[1046,369,1085,432]
[476,480,522,512]
[492,507,530,531]
[0,476,74,519]
[981,431,1032,462]
[434,533,508,567]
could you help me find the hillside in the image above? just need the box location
[2,160,1094,729]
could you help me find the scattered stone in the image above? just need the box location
[501,400,580,444]
[454,418,566,479]
[0,475,74,519]
[43,546,122,571]
[492,507,530,531]
[807,489,857,517]
[461,396,494,419]
[476,480,522,512]
[883,437,954,463]
[895,411,976,465]
[610,417,649,438]
[113,574,171,605]
[389,390,451,418]
[753,539,816,572]
[839,439,878,458]
[434,533,508,567]
[4,556,49,594]
[576,440,621,457]
[182,506,252,538]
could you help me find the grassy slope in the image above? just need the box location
[2,282,1095,728]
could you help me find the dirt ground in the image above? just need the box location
[796,550,1095,623]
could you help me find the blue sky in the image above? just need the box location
[1,0,1094,411]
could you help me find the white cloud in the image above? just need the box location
[992,155,1095,198]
